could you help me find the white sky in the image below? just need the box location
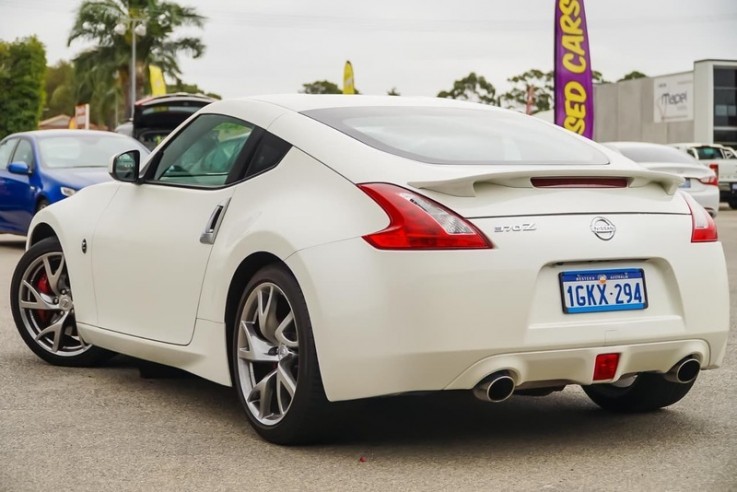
[1,0,736,98]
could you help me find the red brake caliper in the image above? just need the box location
[36,273,52,324]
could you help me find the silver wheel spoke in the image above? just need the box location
[64,325,86,347]
[256,286,279,343]
[238,321,278,363]
[42,255,65,295]
[276,356,297,414]
[34,312,69,352]
[274,312,297,348]
[20,281,57,311]
[248,370,277,420]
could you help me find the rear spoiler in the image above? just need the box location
[408,168,684,197]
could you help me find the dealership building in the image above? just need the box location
[593,59,737,148]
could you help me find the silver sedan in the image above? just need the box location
[604,141,720,217]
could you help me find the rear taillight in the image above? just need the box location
[358,183,492,250]
[683,193,717,242]
[698,175,719,186]
[708,163,719,178]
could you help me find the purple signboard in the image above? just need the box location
[554,0,594,138]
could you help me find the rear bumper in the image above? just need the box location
[287,215,730,402]
[685,186,719,215]
[718,181,737,201]
[446,339,717,390]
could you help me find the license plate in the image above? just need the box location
[679,179,691,189]
[559,268,648,314]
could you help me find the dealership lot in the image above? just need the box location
[1,209,736,491]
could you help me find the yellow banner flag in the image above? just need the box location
[149,65,167,96]
[343,61,355,95]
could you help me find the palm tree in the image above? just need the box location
[68,0,205,126]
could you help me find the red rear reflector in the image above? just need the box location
[593,353,620,381]
[358,183,492,250]
[531,177,628,188]
[683,193,718,242]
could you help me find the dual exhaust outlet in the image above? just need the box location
[472,371,516,403]
[472,357,700,403]
[664,357,701,384]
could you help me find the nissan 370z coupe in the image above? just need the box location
[11,95,730,444]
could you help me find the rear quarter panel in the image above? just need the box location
[195,147,388,323]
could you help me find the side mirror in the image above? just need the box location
[109,149,141,183]
[7,161,31,175]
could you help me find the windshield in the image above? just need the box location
[303,106,609,166]
[38,134,148,169]
[613,145,697,164]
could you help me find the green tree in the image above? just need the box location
[167,78,220,99]
[44,60,76,119]
[499,69,553,114]
[301,80,342,94]
[0,36,47,138]
[592,70,609,84]
[500,69,607,114]
[619,70,647,82]
[68,0,206,124]
[437,72,498,105]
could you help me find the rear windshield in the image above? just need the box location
[38,134,149,169]
[302,106,609,166]
[613,145,697,164]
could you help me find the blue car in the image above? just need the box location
[0,129,149,235]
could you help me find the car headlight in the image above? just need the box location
[60,187,77,197]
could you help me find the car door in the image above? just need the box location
[0,138,37,234]
[91,114,257,344]
[0,137,19,231]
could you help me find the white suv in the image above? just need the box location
[672,143,737,209]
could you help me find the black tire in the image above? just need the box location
[232,264,330,444]
[10,237,115,367]
[582,372,695,413]
[36,198,49,213]
[728,199,737,210]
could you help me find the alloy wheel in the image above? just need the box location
[236,282,300,426]
[17,251,89,357]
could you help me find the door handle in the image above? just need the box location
[200,198,231,244]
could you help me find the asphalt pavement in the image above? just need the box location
[1,208,736,492]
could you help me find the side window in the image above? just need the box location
[151,114,254,187]
[11,139,34,167]
[245,133,292,178]
[0,138,18,170]
[695,147,720,160]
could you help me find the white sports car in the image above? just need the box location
[11,95,730,444]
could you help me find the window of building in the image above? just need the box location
[714,67,737,147]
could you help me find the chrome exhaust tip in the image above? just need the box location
[664,357,701,384]
[473,371,516,403]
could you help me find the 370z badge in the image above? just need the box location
[494,223,537,233]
